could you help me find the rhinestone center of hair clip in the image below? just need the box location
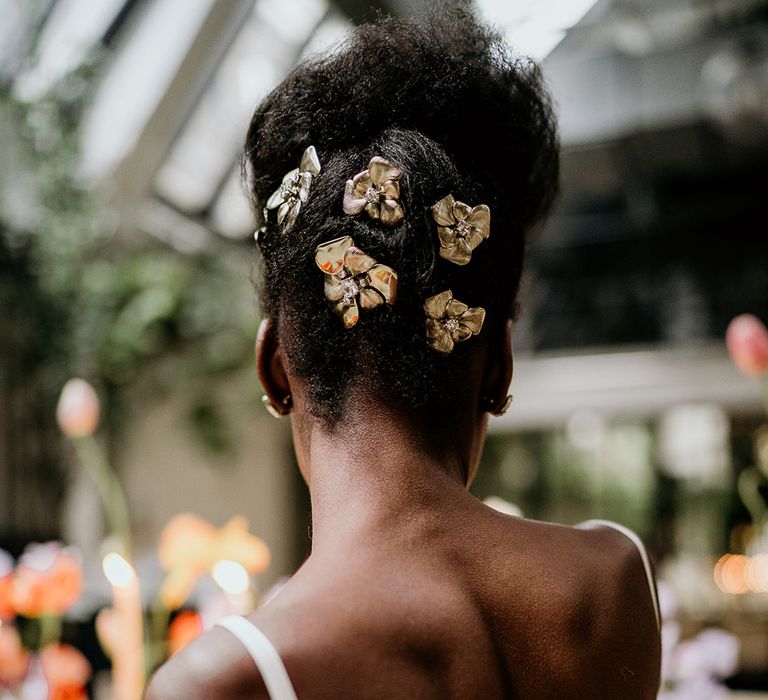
[316,235,398,328]
[343,157,404,226]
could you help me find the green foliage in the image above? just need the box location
[0,54,259,455]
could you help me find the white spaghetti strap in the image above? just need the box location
[216,615,299,700]
[577,519,661,631]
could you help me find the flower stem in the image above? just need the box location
[72,435,132,556]
[761,374,768,417]
[38,614,62,648]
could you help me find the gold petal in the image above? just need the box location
[437,227,456,247]
[381,180,400,201]
[299,145,321,176]
[453,325,473,343]
[439,245,471,266]
[460,307,486,335]
[452,200,472,222]
[344,247,377,276]
[297,172,313,203]
[379,200,403,226]
[465,228,485,251]
[266,185,285,210]
[316,236,354,274]
[456,238,472,257]
[365,202,381,220]
[352,172,373,198]
[359,287,384,310]
[282,201,301,231]
[446,298,468,317]
[282,168,299,185]
[467,204,490,238]
[432,195,456,226]
[342,302,360,328]
[343,180,367,215]
[424,290,453,320]
[368,156,402,186]
[333,300,359,328]
[426,320,454,353]
[324,275,343,301]
[276,201,291,225]
[366,264,398,304]
[426,317,443,339]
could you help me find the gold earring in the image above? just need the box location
[487,394,512,417]
[262,394,292,418]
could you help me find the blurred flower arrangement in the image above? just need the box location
[722,314,768,586]
[654,314,768,697]
[658,583,740,700]
[0,378,271,700]
[0,543,91,700]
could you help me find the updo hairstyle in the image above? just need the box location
[244,6,559,426]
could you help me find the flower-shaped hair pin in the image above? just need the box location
[343,156,404,226]
[265,145,321,232]
[316,235,398,328]
[424,290,485,353]
[432,194,490,265]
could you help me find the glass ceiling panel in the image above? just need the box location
[209,166,254,240]
[475,0,602,60]
[14,0,129,100]
[206,7,351,241]
[154,0,329,215]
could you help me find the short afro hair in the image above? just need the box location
[244,5,559,427]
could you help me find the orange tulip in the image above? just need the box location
[0,577,14,619]
[0,623,30,685]
[0,549,14,619]
[212,517,271,574]
[48,688,88,700]
[40,643,91,700]
[167,610,204,656]
[56,378,100,438]
[727,314,768,378]
[158,514,216,571]
[157,514,270,609]
[12,544,83,618]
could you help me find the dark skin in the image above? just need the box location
[146,318,661,700]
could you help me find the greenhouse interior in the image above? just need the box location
[0,0,767,697]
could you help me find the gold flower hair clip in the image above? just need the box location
[343,156,404,226]
[432,194,490,266]
[264,145,322,233]
[315,236,398,329]
[424,290,485,353]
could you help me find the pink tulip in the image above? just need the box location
[726,314,768,378]
[56,379,100,438]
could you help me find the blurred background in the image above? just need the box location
[1,0,767,697]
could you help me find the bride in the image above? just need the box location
[147,6,660,698]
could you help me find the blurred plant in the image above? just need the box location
[56,378,131,554]
[157,512,269,610]
[0,47,260,482]
[166,611,203,657]
[726,315,768,548]
[726,314,768,382]
[38,643,92,700]
[658,582,740,699]
[0,544,90,699]
[144,513,270,668]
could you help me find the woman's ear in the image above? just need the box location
[480,319,513,413]
[256,318,292,415]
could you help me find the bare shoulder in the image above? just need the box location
[473,511,661,698]
[144,625,270,700]
[570,520,662,695]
